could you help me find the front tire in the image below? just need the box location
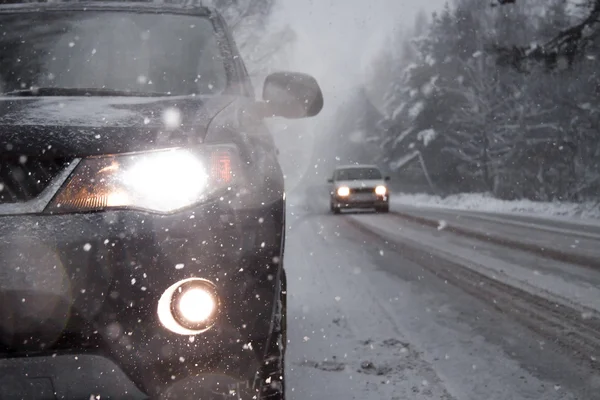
[258,270,286,400]
[375,204,389,213]
[330,203,341,214]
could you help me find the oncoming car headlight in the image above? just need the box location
[47,146,240,213]
[337,186,350,197]
[375,185,387,195]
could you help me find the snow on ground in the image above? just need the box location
[284,198,586,400]
[349,213,600,314]
[391,192,600,220]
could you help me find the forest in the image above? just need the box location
[333,0,600,202]
[1,0,598,203]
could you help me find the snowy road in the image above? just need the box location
[2,190,598,400]
[390,204,600,269]
[284,192,600,400]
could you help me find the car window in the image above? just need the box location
[0,12,228,95]
[335,168,382,180]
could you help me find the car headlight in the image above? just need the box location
[47,146,240,213]
[337,186,350,197]
[375,185,387,195]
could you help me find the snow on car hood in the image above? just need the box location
[334,179,386,188]
[0,95,237,157]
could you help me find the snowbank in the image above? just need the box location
[391,192,600,220]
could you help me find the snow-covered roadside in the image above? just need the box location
[391,192,600,220]
[350,213,600,314]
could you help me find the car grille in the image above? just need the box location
[351,187,375,194]
[0,156,74,204]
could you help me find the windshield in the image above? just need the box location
[335,167,382,180]
[0,12,227,95]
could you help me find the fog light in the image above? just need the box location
[172,285,216,329]
[158,278,219,335]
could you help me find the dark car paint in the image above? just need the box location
[0,2,287,398]
[0,96,236,157]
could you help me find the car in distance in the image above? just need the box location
[0,2,323,399]
[328,165,390,214]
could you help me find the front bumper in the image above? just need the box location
[331,193,389,209]
[0,197,284,395]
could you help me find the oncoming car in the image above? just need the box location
[328,165,390,214]
[0,2,323,399]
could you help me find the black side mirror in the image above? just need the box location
[262,71,324,119]
[385,176,391,181]
[327,178,333,183]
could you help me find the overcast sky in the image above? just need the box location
[266,0,447,188]
[274,0,446,104]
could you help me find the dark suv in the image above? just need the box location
[0,2,323,399]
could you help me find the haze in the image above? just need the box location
[269,0,446,192]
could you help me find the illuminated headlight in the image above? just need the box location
[47,146,239,213]
[158,278,219,334]
[337,186,350,197]
[375,185,387,195]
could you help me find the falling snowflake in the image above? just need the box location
[437,220,447,231]
[582,312,593,320]
[162,108,181,130]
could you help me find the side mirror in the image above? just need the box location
[327,178,333,183]
[385,176,391,181]
[262,71,324,119]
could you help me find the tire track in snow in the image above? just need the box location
[285,213,455,400]
[344,215,600,373]
[389,207,600,270]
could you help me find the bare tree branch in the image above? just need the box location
[493,0,600,70]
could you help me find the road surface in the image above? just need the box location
[284,190,600,400]
[2,188,599,400]
[391,204,600,268]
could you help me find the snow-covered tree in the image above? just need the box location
[363,0,600,201]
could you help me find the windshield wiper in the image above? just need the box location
[1,87,175,97]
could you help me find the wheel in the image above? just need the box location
[375,205,389,213]
[258,270,286,400]
[330,203,341,214]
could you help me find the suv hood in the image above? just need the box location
[334,179,386,189]
[0,95,238,157]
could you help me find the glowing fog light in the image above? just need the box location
[375,185,387,195]
[158,278,219,335]
[337,186,350,197]
[176,288,215,324]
